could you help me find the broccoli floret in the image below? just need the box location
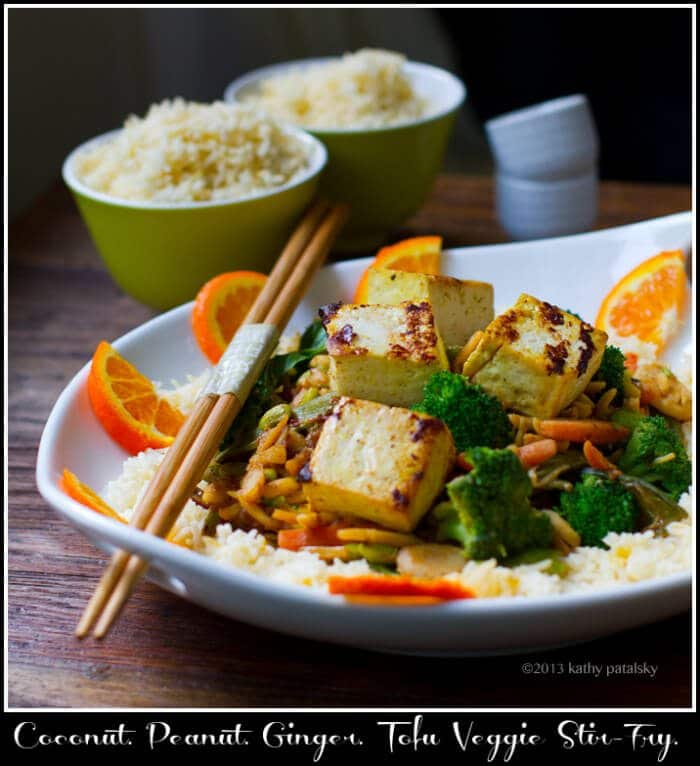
[594,345,626,404]
[413,371,513,452]
[618,415,691,500]
[559,473,638,547]
[434,447,552,560]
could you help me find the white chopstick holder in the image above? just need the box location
[202,323,281,399]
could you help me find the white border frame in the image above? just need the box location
[4,1,697,717]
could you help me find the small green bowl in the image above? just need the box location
[62,128,327,310]
[224,58,466,252]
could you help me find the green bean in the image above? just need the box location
[258,403,292,432]
[203,461,247,482]
[295,387,319,407]
[292,392,339,429]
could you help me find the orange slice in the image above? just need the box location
[353,235,442,303]
[60,468,187,546]
[60,468,126,522]
[192,271,267,363]
[87,341,185,455]
[596,250,688,356]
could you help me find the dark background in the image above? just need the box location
[440,7,692,184]
[8,7,692,218]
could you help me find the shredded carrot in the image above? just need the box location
[532,418,630,444]
[583,440,621,477]
[278,523,347,550]
[516,438,558,468]
[328,574,474,601]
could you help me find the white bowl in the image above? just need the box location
[486,94,599,180]
[35,213,692,656]
[496,170,599,241]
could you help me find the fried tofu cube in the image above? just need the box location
[303,397,455,532]
[461,294,607,418]
[365,268,494,348]
[321,301,449,408]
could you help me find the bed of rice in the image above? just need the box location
[74,99,311,203]
[102,354,693,599]
[243,49,427,130]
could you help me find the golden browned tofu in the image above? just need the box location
[461,294,607,418]
[321,301,449,408]
[302,397,455,532]
[365,268,494,347]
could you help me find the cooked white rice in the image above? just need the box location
[156,370,211,414]
[243,49,427,130]
[101,353,693,599]
[74,99,312,203]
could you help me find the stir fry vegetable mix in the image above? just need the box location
[196,298,690,588]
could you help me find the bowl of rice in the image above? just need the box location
[224,50,466,251]
[63,99,327,310]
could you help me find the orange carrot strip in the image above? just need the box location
[342,595,445,606]
[516,438,558,468]
[328,574,474,601]
[624,353,638,372]
[278,523,347,551]
[583,440,621,477]
[532,418,630,444]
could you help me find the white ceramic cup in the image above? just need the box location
[486,94,599,180]
[496,170,599,241]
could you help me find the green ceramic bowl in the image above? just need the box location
[224,58,466,252]
[62,128,327,310]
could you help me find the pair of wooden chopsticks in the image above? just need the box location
[76,199,349,639]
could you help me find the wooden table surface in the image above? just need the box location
[8,175,692,709]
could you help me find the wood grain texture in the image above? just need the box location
[8,177,691,708]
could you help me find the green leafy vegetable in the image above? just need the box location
[217,321,327,458]
[413,371,513,452]
[616,473,688,534]
[434,447,552,560]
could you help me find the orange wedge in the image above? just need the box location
[87,341,185,455]
[60,468,126,522]
[192,271,267,363]
[353,235,442,303]
[596,250,689,356]
[60,468,187,546]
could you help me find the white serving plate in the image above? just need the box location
[36,213,693,656]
